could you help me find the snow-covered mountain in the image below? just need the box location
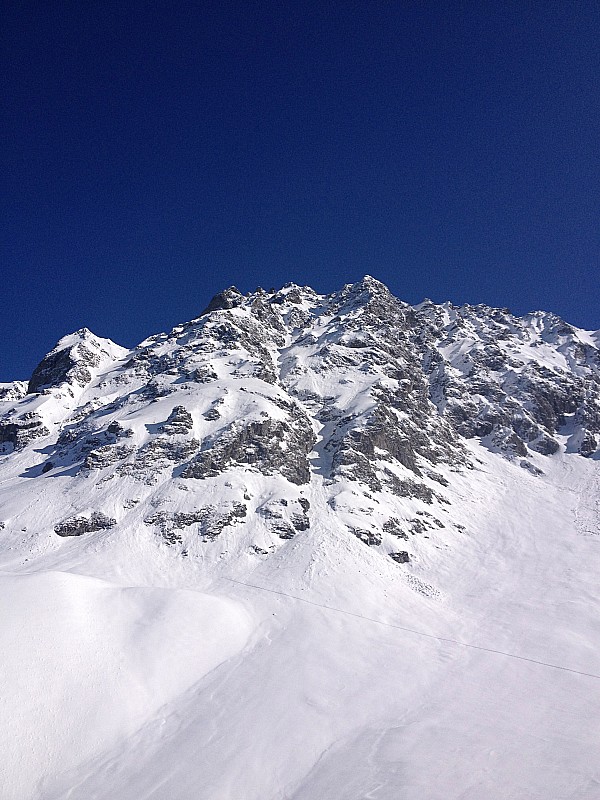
[1,277,599,800]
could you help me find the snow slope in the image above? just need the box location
[0,572,253,799]
[1,278,599,799]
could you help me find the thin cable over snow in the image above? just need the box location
[225,577,600,681]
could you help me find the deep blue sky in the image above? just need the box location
[3,1,599,380]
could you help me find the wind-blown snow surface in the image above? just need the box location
[1,279,599,799]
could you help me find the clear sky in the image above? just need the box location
[2,1,599,380]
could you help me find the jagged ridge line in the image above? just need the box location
[225,578,600,681]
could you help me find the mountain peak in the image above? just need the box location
[201,286,244,315]
[27,329,126,394]
[361,274,389,289]
[347,275,392,296]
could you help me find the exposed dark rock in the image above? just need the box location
[85,444,134,470]
[334,404,421,476]
[159,405,193,436]
[123,499,139,509]
[51,419,135,471]
[491,427,528,458]
[580,432,597,457]
[182,409,314,485]
[382,471,436,504]
[0,382,27,402]
[520,460,544,476]
[290,513,310,531]
[54,511,116,537]
[28,348,77,393]
[271,521,297,539]
[333,449,382,493]
[383,518,408,540]
[191,366,218,383]
[415,302,600,463]
[257,505,284,521]
[140,379,177,400]
[427,470,449,486]
[119,438,200,481]
[144,502,247,544]
[528,434,560,455]
[256,499,309,538]
[389,551,410,563]
[144,509,210,532]
[351,528,382,547]
[28,332,108,394]
[0,413,49,451]
[203,400,223,421]
[201,286,243,315]
[408,517,432,535]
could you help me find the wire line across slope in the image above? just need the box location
[225,577,600,681]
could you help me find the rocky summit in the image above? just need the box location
[1,278,599,800]
[1,277,598,558]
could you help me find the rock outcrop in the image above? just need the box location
[27,328,126,395]
[0,412,49,452]
[54,512,116,537]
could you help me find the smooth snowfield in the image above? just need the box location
[1,448,599,799]
[0,572,254,800]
